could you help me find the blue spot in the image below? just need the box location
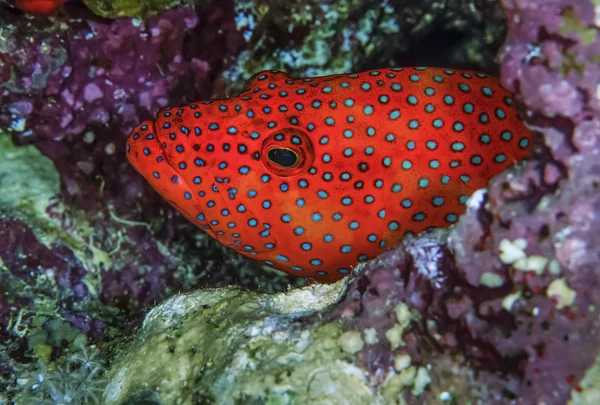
[342,197,352,206]
[388,221,399,230]
[324,234,334,242]
[248,218,258,227]
[310,259,322,266]
[301,243,312,251]
[367,234,377,242]
[349,221,359,230]
[341,245,352,253]
[402,199,412,208]
[481,87,493,97]
[446,213,458,223]
[333,212,342,221]
[262,200,271,209]
[196,213,205,220]
[261,174,271,183]
[281,214,291,223]
[432,197,445,207]
[209,123,219,130]
[389,110,401,120]
[237,204,246,213]
[318,190,328,199]
[248,190,257,198]
[451,142,465,151]
[413,213,426,221]
[378,209,386,219]
[392,183,402,193]
[294,227,305,236]
[184,192,191,200]
[299,179,308,188]
[276,255,289,262]
[280,183,289,192]
[443,95,454,105]
[459,83,471,93]
[153,172,160,179]
[312,213,322,222]
[363,105,374,115]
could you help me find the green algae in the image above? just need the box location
[224,0,507,90]
[82,0,191,18]
[0,135,60,219]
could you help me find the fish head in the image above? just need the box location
[126,71,354,279]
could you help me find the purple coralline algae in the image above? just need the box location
[335,0,600,403]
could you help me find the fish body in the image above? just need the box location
[127,67,531,283]
[15,0,67,14]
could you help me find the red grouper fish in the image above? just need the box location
[126,67,532,283]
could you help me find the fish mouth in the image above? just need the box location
[126,120,277,254]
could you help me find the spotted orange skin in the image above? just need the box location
[126,67,532,283]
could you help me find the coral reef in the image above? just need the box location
[1,0,597,403]
[104,0,600,403]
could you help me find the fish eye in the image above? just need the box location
[267,147,299,168]
[260,128,314,177]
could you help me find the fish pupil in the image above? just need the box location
[267,148,299,168]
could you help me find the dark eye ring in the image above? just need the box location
[267,147,299,168]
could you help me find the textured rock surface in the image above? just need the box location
[103,283,354,405]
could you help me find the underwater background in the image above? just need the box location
[0,0,599,403]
